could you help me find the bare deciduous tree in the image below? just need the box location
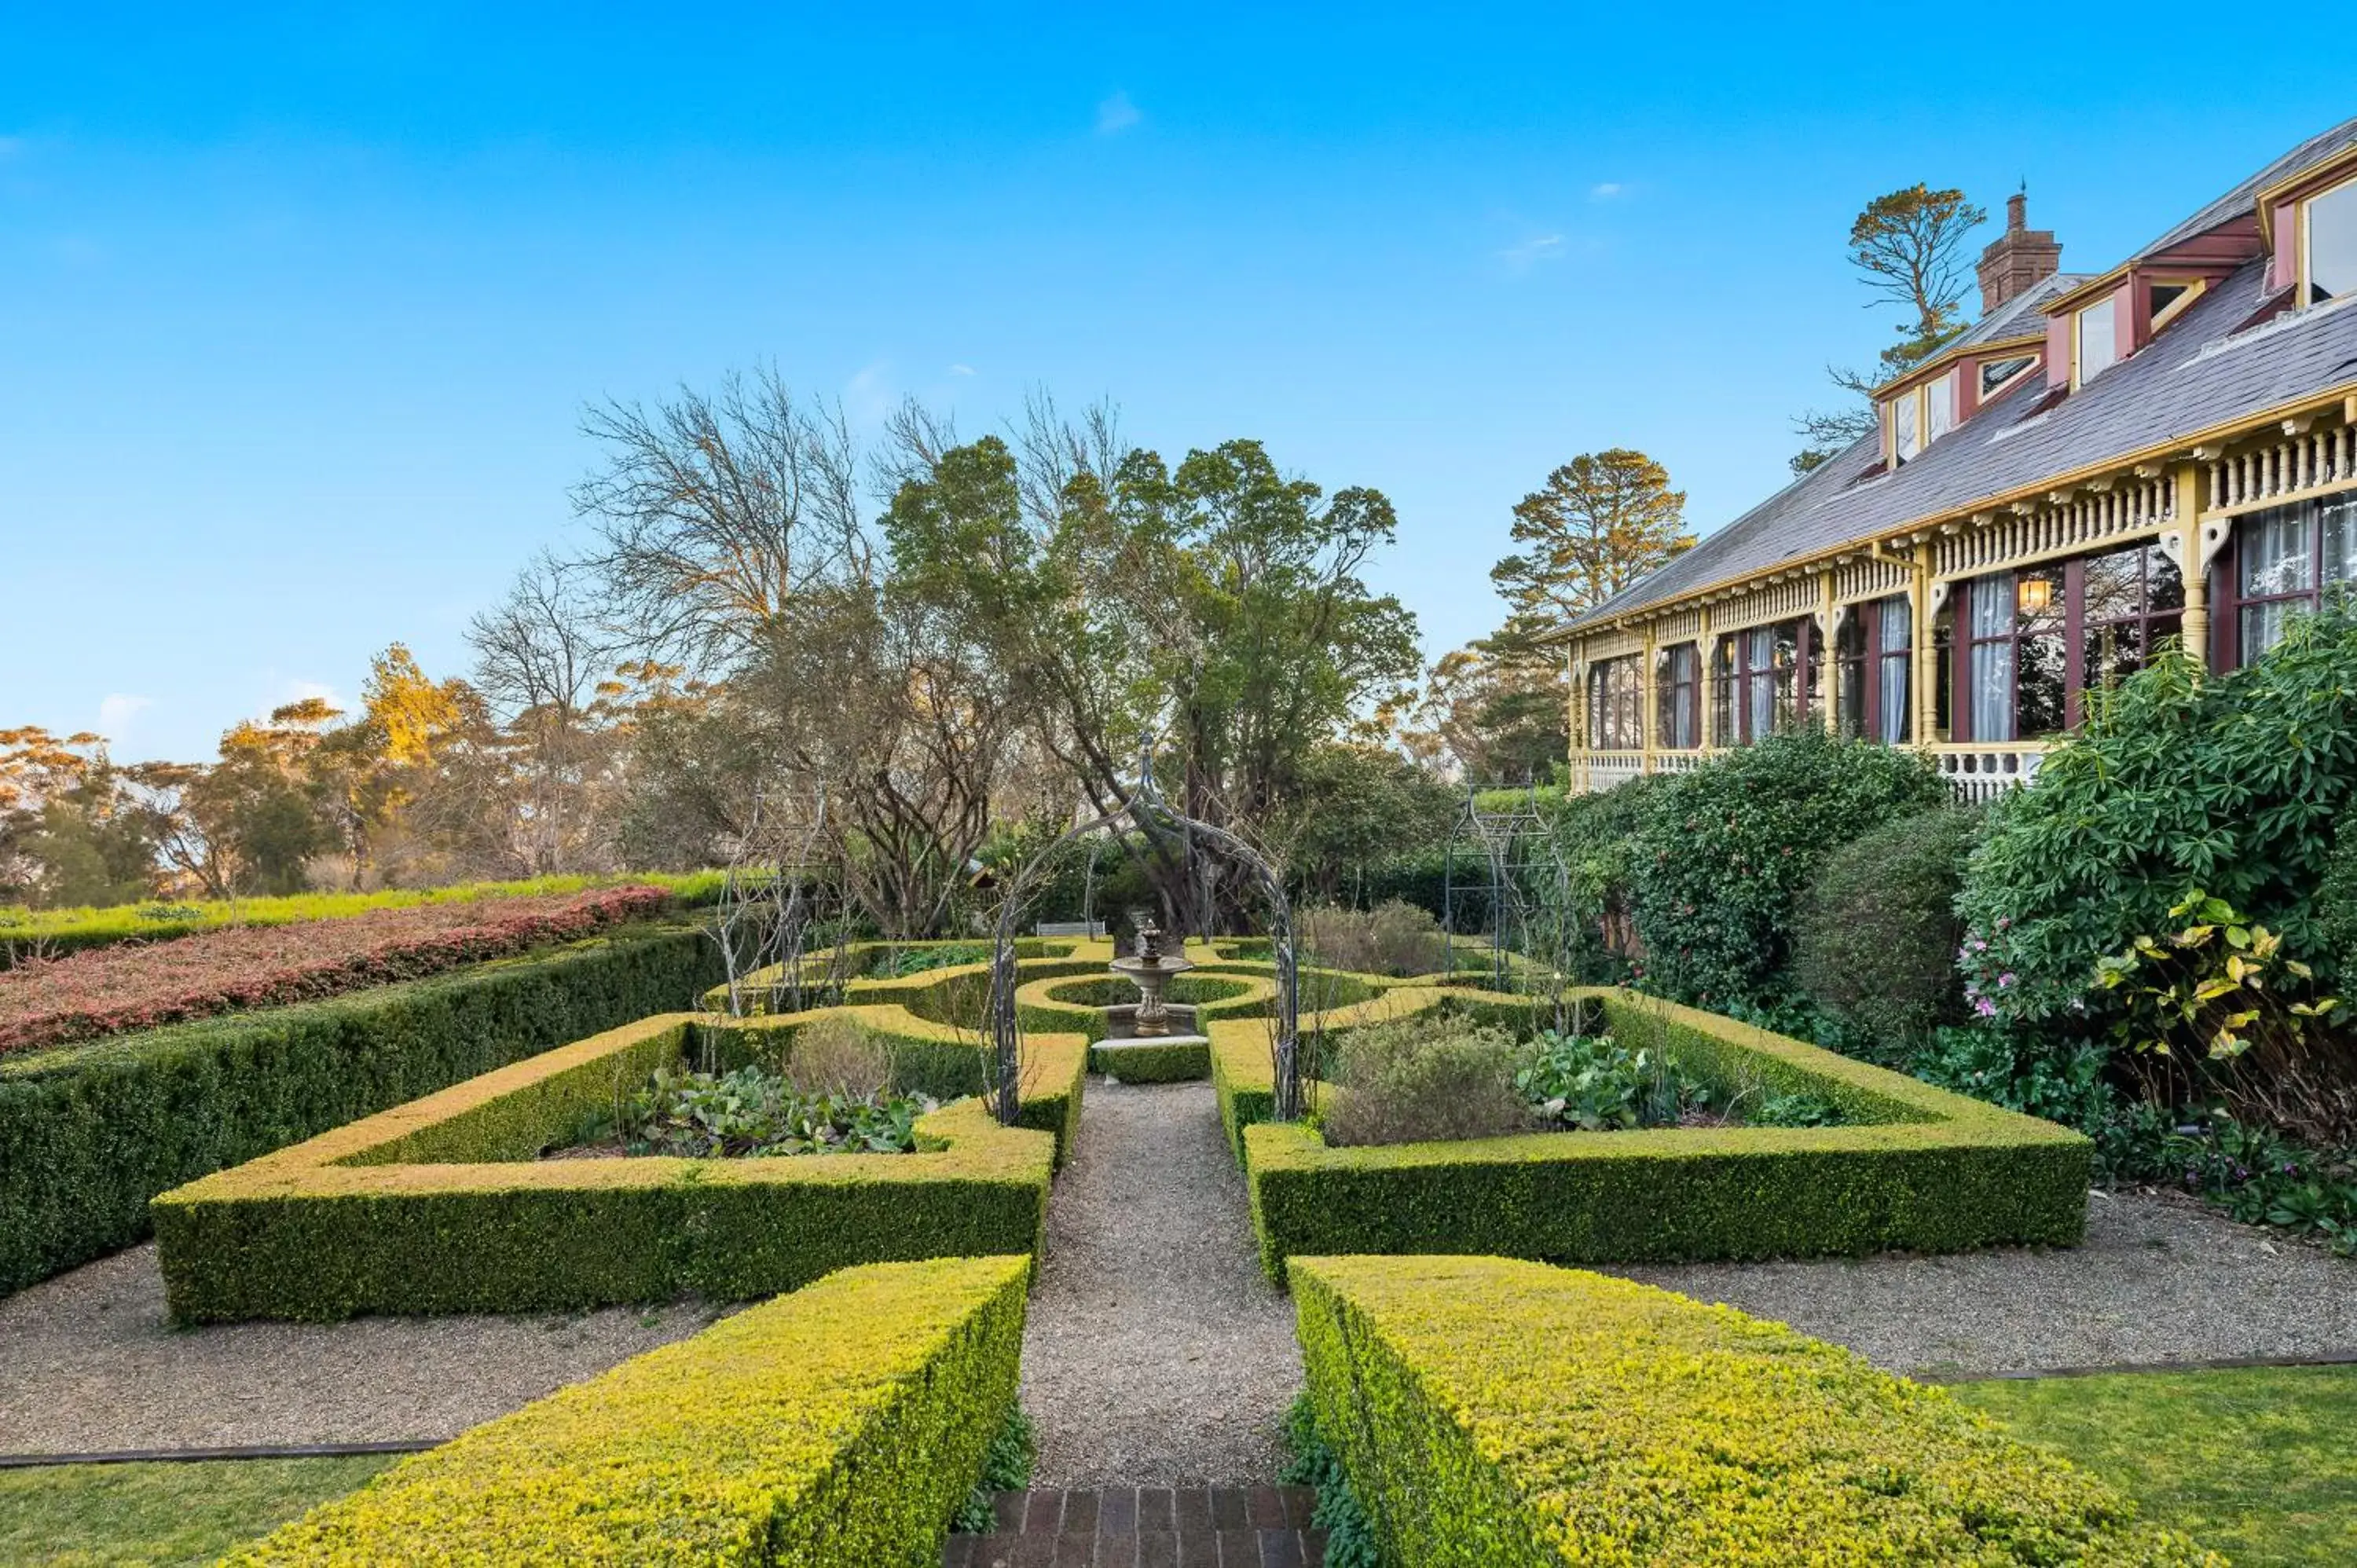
[573,366,870,668]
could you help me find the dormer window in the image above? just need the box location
[1926,375,1955,442]
[2304,171,2357,304]
[1891,390,1921,463]
[1980,354,2036,397]
[2074,298,2118,387]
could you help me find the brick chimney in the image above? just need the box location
[1978,192,2062,315]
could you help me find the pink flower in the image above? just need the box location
[1974,997,1998,1017]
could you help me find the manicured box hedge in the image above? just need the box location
[1236,987,2091,1280]
[154,1010,1070,1321]
[1095,1039,1212,1083]
[223,1255,1030,1566]
[1292,1254,2213,1566]
[0,924,720,1298]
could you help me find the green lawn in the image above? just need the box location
[0,1456,395,1566]
[1954,1363,2357,1566]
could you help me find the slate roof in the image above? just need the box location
[1562,257,2357,632]
[2136,115,2357,262]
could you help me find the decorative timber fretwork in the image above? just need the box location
[1651,606,1704,643]
[2204,423,2357,518]
[1705,573,1821,634]
[1934,476,2175,577]
[1832,554,1915,603]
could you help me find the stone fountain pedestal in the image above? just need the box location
[1098,915,1211,1080]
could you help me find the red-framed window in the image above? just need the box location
[1587,655,1643,750]
[1954,540,2183,741]
[2227,495,2357,665]
[1835,595,1912,742]
[1654,642,1699,749]
[1710,617,1817,744]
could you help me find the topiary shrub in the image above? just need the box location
[1631,729,1948,1008]
[1793,807,1978,1044]
[1958,609,2357,1031]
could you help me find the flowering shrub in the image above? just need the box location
[0,885,673,1056]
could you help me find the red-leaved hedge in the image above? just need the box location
[0,886,676,1057]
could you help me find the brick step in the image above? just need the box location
[947,1485,1327,1566]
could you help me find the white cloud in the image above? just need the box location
[1589,181,1626,200]
[844,360,894,425]
[96,694,152,743]
[1497,233,1567,272]
[948,363,977,377]
[1094,90,1142,136]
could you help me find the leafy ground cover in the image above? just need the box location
[1318,1017,1848,1146]
[553,1063,937,1158]
[0,870,720,965]
[0,1455,394,1566]
[1954,1364,2357,1566]
[0,885,672,1056]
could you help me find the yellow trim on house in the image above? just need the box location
[1535,380,2357,648]
[1868,331,2045,401]
[2257,144,2357,247]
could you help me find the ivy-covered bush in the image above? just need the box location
[1959,611,2357,1031]
[1793,807,1976,1042]
[1631,730,1948,1007]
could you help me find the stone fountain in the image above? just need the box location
[1097,912,1211,1073]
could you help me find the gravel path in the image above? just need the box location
[0,1245,721,1456]
[1616,1189,2357,1377]
[1020,1079,1302,1487]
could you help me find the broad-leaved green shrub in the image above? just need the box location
[1794,806,1976,1042]
[1959,610,2357,1030]
[1632,729,1947,1007]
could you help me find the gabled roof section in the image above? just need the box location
[2136,115,2357,262]
[1559,257,2357,634]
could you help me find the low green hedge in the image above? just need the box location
[1292,1254,2213,1566]
[223,1255,1030,1566]
[153,1013,1063,1322]
[1239,988,2091,1280]
[1095,1039,1211,1083]
[0,925,720,1298]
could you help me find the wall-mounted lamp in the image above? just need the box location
[2017,575,2054,615]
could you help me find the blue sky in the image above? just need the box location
[5,6,2352,763]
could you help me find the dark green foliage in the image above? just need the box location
[618,1065,930,1157]
[2314,819,2357,980]
[1535,778,1659,983]
[1632,729,1947,1006]
[954,1409,1038,1533]
[1959,612,2357,1028]
[1794,807,1976,1041]
[1094,1039,1211,1083]
[1516,1027,1717,1130]
[0,925,722,1297]
[1277,1393,1380,1568]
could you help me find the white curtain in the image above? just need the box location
[1877,596,1912,743]
[1970,574,2014,742]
